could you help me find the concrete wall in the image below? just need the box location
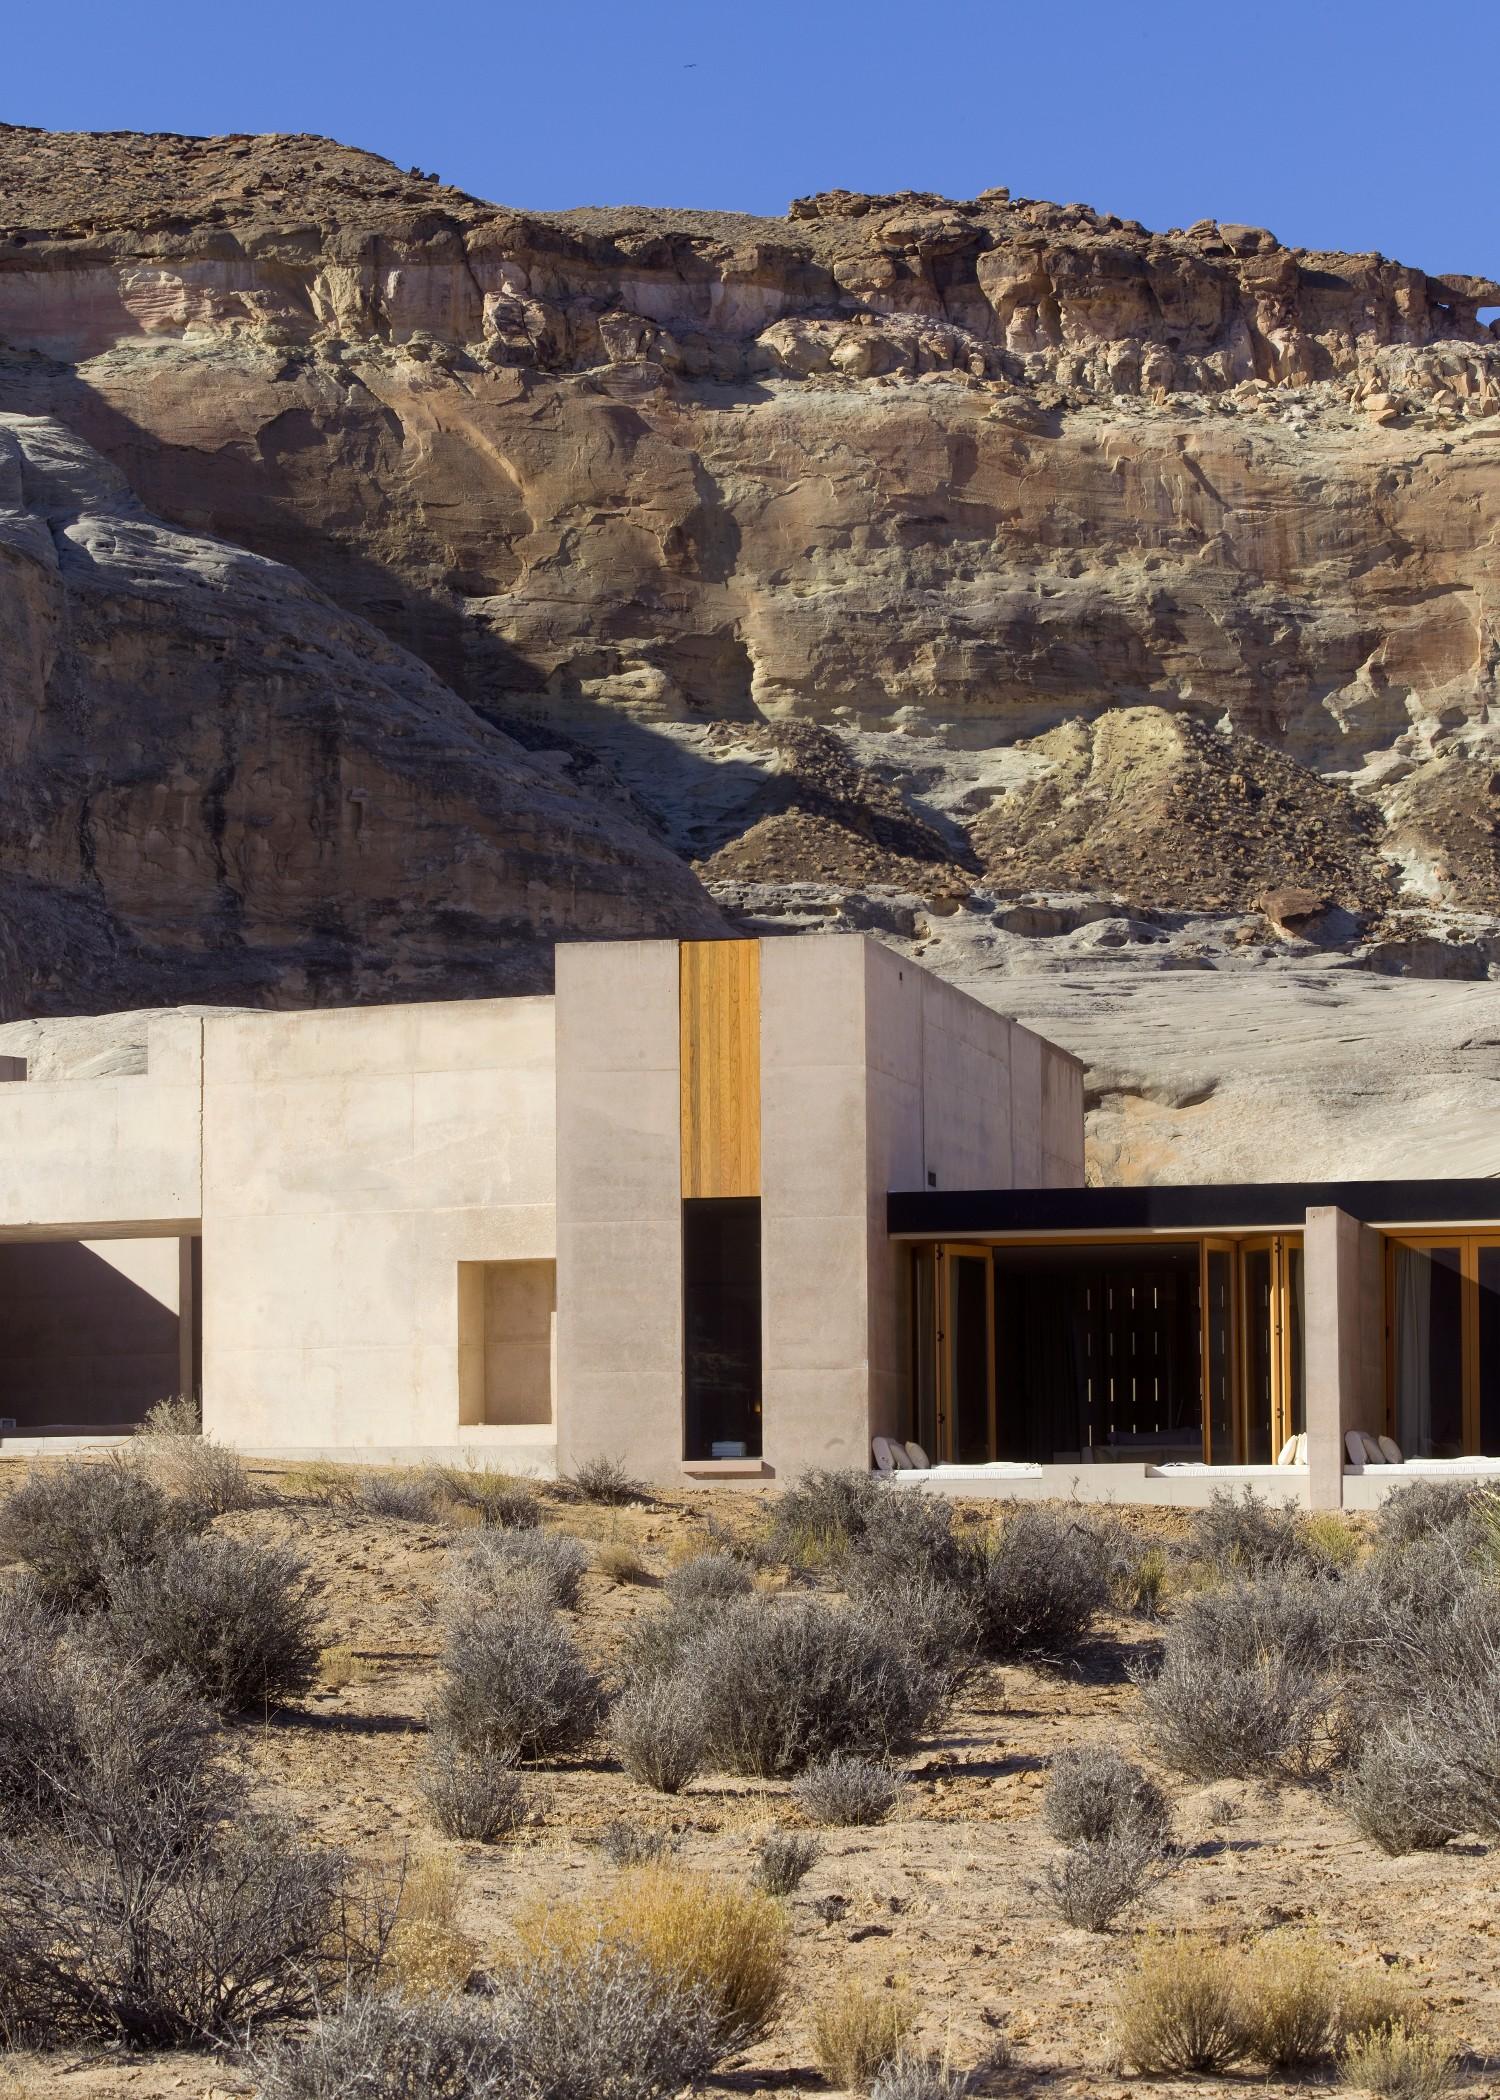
[0,1236,186,1429]
[755,937,1085,1478]
[458,1259,555,1427]
[554,940,684,1482]
[200,997,555,1453]
[0,1016,201,1235]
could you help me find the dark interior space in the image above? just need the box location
[991,1241,1202,1463]
[682,1197,762,1461]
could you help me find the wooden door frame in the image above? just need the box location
[934,1243,996,1464]
[1199,1237,1238,1464]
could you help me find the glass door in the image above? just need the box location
[1388,1235,1500,1458]
[937,1245,994,1464]
[1239,1236,1304,1462]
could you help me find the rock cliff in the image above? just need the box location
[1,124,1497,1169]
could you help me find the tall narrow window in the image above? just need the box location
[683,1197,761,1460]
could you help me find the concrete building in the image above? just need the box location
[0,934,1496,1509]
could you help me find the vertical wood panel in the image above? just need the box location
[679,940,761,1199]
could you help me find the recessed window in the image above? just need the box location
[458,1260,555,1427]
[683,1197,761,1461]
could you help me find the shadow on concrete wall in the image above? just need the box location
[0,1242,181,1432]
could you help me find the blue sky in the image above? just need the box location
[7,0,1499,283]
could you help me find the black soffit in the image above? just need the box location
[887,1180,1500,1237]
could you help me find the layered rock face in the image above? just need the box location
[0,412,717,1013]
[0,124,1497,1168]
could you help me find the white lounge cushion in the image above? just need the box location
[1361,1432,1387,1465]
[1276,1436,1298,1467]
[872,1436,900,1474]
[1378,1435,1404,1464]
[904,1442,931,1471]
[1345,1430,1367,1470]
[1294,1432,1308,1467]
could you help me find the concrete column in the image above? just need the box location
[1304,1205,1367,1509]
[554,940,683,1481]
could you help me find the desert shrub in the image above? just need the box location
[811,1981,917,2091]
[516,1865,788,2052]
[447,1529,589,1612]
[419,1733,527,1844]
[664,1551,754,1608]
[1114,1540,1169,1619]
[356,1468,446,1523]
[754,1830,819,1896]
[679,1596,946,1777]
[386,1854,479,1997]
[0,1623,222,1843]
[566,1454,647,1506]
[506,1940,720,2098]
[137,1398,259,1518]
[0,1456,205,1611]
[1233,1928,1342,2070]
[1298,1511,1362,1573]
[1342,1722,1457,1854]
[1373,1479,1489,1554]
[429,1464,541,1530]
[973,1504,1114,1660]
[258,1990,514,2100]
[595,1539,648,1585]
[866,1571,984,1685]
[1339,1972,1423,2046]
[1340,2021,1456,2100]
[793,1753,905,1827]
[102,1532,322,1713]
[1187,1486,1305,1575]
[1044,1744,1172,1849]
[1133,1572,1353,1780]
[598,1819,677,1869]
[1041,1822,1168,1932]
[1114,1933,1250,2074]
[765,1467,884,1569]
[871,2053,974,2100]
[433,1589,604,1763]
[842,1491,971,1592]
[1352,1552,1500,1836]
[0,1810,377,2046]
[611,1673,705,1794]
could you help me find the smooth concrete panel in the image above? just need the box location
[760,938,873,1478]
[202,995,559,1451]
[0,1021,202,1233]
[1305,1205,1367,1509]
[555,942,682,1480]
[1040,1045,1087,1187]
[1009,1027,1045,1188]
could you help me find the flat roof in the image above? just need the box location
[888,1180,1500,1238]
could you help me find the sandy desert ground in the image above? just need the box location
[1,1461,1496,2100]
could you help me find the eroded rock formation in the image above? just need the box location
[0,124,1497,1167]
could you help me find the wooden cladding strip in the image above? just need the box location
[679,940,761,1199]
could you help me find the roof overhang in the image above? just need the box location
[887,1180,1500,1240]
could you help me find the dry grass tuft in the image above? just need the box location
[1114,1933,1249,2074]
[385,1855,479,1998]
[596,1539,649,1585]
[1233,1928,1341,2069]
[514,1865,788,2048]
[1340,2020,1457,2099]
[318,1644,379,1690]
[811,1980,918,2091]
